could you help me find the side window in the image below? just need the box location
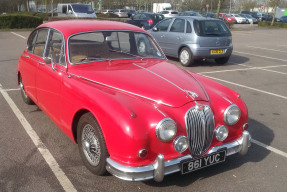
[28,31,38,53]
[139,14,146,19]
[133,14,140,19]
[156,18,172,31]
[62,5,67,14]
[186,21,192,33]
[68,5,72,13]
[33,29,48,57]
[170,18,185,33]
[46,30,66,66]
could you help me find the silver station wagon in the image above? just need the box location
[148,16,233,66]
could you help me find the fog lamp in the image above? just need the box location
[215,125,229,141]
[173,136,188,153]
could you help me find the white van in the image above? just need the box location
[57,3,96,18]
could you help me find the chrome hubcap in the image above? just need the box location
[19,81,28,98]
[81,124,101,166]
[180,50,189,64]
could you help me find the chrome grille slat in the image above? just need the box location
[185,105,215,157]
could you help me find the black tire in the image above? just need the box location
[77,112,108,175]
[19,75,34,105]
[179,47,194,67]
[215,56,230,65]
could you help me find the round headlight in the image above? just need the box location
[173,136,188,153]
[223,104,241,125]
[156,118,177,142]
[215,125,229,141]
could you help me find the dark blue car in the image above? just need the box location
[125,12,164,30]
[281,16,287,22]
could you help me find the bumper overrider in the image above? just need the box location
[106,131,251,182]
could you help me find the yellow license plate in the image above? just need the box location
[210,50,225,54]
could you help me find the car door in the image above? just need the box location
[36,29,66,126]
[20,29,49,102]
[164,18,186,57]
[150,18,173,53]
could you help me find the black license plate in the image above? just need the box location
[181,150,226,174]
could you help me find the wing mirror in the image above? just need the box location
[152,27,159,32]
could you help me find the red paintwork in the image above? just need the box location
[17,20,247,167]
[220,13,236,22]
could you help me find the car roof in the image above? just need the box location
[38,20,146,37]
[174,16,219,21]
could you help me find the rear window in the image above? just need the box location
[171,11,178,14]
[151,14,164,21]
[194,20,231,37]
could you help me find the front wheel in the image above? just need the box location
[215,56,230,64]
[77,112,108,175]
[179,47,194,67]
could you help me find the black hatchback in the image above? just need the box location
[125,12,164,30]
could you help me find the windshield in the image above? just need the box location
[225,14,231,17]
[71,4,94,13]
[68,31,165,64]
[233,14,240,17]
[194,20,231,37]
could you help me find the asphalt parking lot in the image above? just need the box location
[0,25,287,191]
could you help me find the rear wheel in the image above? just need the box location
[77,112,108,175]
[19,75,34,105]
[179,47,194,67]
[215,56,230,65]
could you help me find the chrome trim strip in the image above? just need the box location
[106,131,251,182]
[67,72,173,107]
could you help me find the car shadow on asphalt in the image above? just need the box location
[166,54,249,67]
[143,118,273,187]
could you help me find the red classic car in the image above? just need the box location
[17,20,251,182]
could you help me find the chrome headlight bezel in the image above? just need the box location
[173,136,188,153]
[156,118,177,142]
[223,104,241,125]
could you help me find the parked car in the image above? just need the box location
[113,9,128,17]
[219,13,235,22]
[160,10,178,18]
[241,11,258,19]
[127,9,137,18]
[178,11,202,17]
[148,16,233,66]
[57,3,96,17]
[262,14,281,22]
[239,14,258,24]
[125,12,164,30]
[281,15,287,22]
[256,12,266,21]
[102,9,113,14]
[202,12,217,18]
[17,19,250,182]
[230,14,247,24]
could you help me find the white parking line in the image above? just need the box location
[234,51,287,62]
[199,64,287,74]
[251,139,287,158]
[0,83,76,192]
[11,32,27,39]
[202,74,287,100]
[260,68,287,75]
[247,46,287,53]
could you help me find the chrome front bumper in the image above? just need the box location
[106,131,251,182]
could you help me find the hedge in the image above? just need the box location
[0,15,43,29]
[258,21,287,28]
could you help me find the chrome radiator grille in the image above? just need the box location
[185,105,215,157]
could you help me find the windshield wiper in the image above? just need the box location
[80,56,109,62]
[109,49,143,60]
